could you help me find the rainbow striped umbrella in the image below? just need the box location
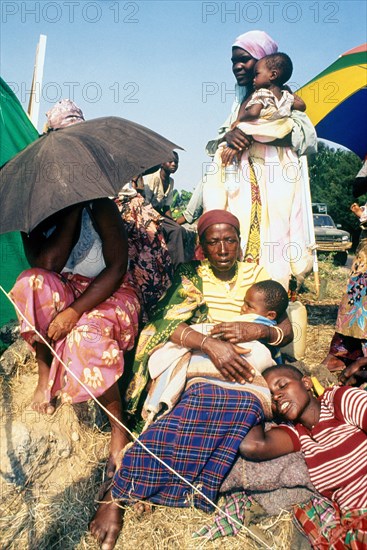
[297,43,367,158]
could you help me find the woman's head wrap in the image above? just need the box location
[197,210,240,238]
[46,99,85,130]
[232,30,278,60]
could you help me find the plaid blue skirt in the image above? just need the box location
[112,382,263,511]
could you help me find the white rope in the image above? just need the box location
[0,284,273,549]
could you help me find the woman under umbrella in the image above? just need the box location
[10,100,141,478]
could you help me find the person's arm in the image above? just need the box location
[21,204,84,272]
[223,127,253,152]
[169,323,256,384]
[350,202,365,220]
[239,423,296,461]
[292,93,306,112]
[338,358,367,387]
[162,207,173,218]
[142,176,155,206]
[163,182,175,218]
[332,385,367,433]
[47,198,128,341]
[176,181,204,225]
[210,312,293,347]
[237,102,263,122]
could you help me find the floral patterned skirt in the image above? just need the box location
[10,268,140,403]
[335,236,367,341]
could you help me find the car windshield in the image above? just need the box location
[313,215,335,228]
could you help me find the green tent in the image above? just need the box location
[0,77,39,326]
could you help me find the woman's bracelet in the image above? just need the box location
[268,326,284,346]
[180,326,193,347]
[200,335,209,352]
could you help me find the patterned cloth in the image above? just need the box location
[293,497,367,549]
[125,260,268,413]
[244,158,261,263]
[112,382,264,511]
[245,89,295,121]
[328,236,367,367]
[335,236,367,343]
[10,268,140,403]
[116,194,173,320]
[193,491,254,540]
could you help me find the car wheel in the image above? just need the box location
[333,251,348,266]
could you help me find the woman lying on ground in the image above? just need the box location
[11,100,140,479]
[240,364,367,548]
[89,209,293,549]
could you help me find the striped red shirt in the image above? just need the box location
[280,386,367,511]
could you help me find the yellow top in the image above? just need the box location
[198,260,269,323]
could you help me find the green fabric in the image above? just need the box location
[0,78,39,166]
[305,51,367,85]
[125,261,208,413]
[0,77,39,326]
[193,491,253,540]
[193,491,269,544]
[293,497,367,548]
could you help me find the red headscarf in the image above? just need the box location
[197,210,240,238]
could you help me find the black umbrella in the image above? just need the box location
[0,116,182,234]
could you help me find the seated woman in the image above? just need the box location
[11,198,140,478]
[89,210,293,549]
[240,364,367,548]
[10,99,141,479]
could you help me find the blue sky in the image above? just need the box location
[1,0,366,190]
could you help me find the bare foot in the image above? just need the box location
[31,385,56,415]
[89,488,124,550]
[133,501,154,517]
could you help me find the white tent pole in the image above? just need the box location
[300,155,320,297]
[28,34,47,130]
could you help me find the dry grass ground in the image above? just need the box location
[0,259,349,550]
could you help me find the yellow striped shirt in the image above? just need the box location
[199,261,269,323]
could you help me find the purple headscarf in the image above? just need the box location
[46,99,85,130]
[232,30,278,60]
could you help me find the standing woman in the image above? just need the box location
[10,100,141,478]
[203,30,316,289]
